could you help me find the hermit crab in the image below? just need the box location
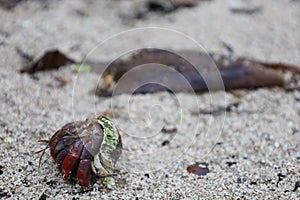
[38,115,122,187]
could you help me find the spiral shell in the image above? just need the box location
[48,115,122,187]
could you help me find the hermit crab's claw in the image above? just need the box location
[61,140,83,182]
[76,146,93,187]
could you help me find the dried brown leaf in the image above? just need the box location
[20,49,75,74]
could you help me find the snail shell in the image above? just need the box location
[48,115,122,187]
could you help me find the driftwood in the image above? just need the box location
[95,48,299,96]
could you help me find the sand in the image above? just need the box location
[0,0,299,199]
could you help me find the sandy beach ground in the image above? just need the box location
[0,0,299,199]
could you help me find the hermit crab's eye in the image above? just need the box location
[41,115,122,187]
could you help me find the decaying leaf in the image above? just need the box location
[4,136,13,143]
[70,64,92,73]
[104,177,116,189]
[95,48,300,96]
[20,49,75,74]
[187,162,210,176]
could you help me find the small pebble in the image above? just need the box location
[161,140,170,146]
[187,162,210,176]
[39,193,48,200]
[293,181,300,192]
[162,124,177,133]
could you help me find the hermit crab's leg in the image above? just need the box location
[61,140,83,181]
[77,160,92,187]
[76,140,94,187]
